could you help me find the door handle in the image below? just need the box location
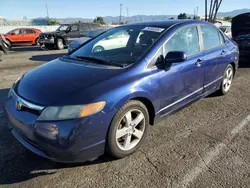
[195,59,204,67]
[221,50,227,55]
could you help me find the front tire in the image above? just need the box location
[34,38,39,46]
[4,40,11,49]
[218,64,234,95]
[56,38,64,50]
[107,100,149,159]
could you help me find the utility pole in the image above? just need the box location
[127,7,129,23]
[46,4,49,20]
[194,8,196,19]
[119,4,123,24]
[205,0,208,21]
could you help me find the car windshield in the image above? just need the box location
[70,25,166,66]
[56,25,69,31]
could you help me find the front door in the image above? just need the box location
[158,25,206,116]
[66,24,80,44]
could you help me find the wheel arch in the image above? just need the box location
[130,97,156,126]
[110,92,157,126]
[230,62,236,77]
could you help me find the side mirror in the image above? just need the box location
[165,51,187,63]
[163,51,187,70]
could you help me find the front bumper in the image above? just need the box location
[38,38,55,44]
[4,96,111,163]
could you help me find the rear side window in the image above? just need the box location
[20,29,26,34]
[26,29,35,34]
[164,26,200,56]
[200,25,221,50]
[80,24,90,31]
[70,25,78,31]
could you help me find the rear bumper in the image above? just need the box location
[4,96,111,163]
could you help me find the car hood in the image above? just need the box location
[232,12,250,38]
[15,58,123,106]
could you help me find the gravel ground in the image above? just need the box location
[0,46,250,188]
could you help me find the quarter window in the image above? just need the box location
[200,25,221,50]
[164,26,200,56]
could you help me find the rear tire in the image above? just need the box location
[106,100,149,159]
[34,38,39,46]
[218,64,234,95]
[56,38,64,50]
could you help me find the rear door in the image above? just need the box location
[24,29,36,42]
[200,25,230,92]
[158,25,206,116]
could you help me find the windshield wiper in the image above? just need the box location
[75,56,124,68]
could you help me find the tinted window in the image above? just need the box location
[11,29,20,34]
[164,26,200,56]
[26,29,35,34]
[19,29,26,34]
[80,24,90,31]
[71,25,78,31]
[201,25,221,50]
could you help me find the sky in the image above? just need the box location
[0,0,249,19]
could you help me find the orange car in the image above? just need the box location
[3,28,41,47]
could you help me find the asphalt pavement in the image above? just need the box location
[0,46,250,188]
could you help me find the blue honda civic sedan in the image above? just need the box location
[4,20,239,163]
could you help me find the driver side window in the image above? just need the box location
[164,26,200,56]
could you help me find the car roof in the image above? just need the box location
[124,20,207,28]
[14,28,39,30]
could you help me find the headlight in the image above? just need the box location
[8,76,22,98]
[7,88,13,98]
[37,101,106,121]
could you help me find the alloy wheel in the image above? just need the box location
[116,109,145,151]
[223,66,233,92]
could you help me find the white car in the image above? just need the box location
[93,30,129,52]
[219,26,232,38]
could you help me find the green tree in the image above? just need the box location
[93,16,105,25]
[47,19,60,25]
[178,13,187,19]
[169,17,174,20]
[120,21,128,25]
[223,16,232,22]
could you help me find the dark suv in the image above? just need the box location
[39,22,102,50]
[232,12,250,57]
